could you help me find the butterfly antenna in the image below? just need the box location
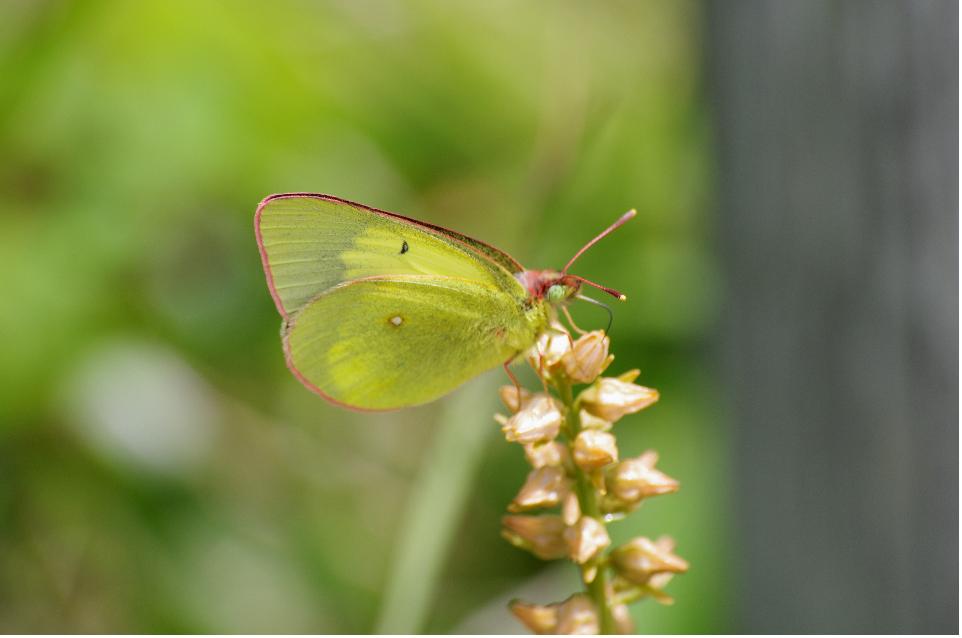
[568,275,627,302]
[576,294,614,335]
[563,209,637,274]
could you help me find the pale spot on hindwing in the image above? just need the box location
[389,315,403,327]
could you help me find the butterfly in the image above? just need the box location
[255,193,634,411]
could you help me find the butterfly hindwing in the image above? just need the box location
[283,275,542,411]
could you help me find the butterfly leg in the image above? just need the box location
[562,305,587,336]
[535,355,550,393]
[502,356,523,409]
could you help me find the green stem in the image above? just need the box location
[375,376,497,633]
[558,379,617,635]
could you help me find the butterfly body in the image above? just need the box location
[256,193,628,411]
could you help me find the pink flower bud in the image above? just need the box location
[523,440,568,469]
[609,450,679,503]
[527,330,572,372]
[573,430,619,471]
[612,602,635,633]
[509,594,600,635]
[555,594,600,635]
[509,600,558,634]
[563,516,611,565]
[499,384,533,413]
[610,536,688,585]
[561,491,581,526]
[501,515,568,560]
[578,408,612,431]
[510,466,570,512]
[501,394,563,444]
[580,377,659,422]
[562,331,612,383]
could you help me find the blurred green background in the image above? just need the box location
[0,1,721,632]
[1,0,955,635]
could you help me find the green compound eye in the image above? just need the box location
[547,284,568,303]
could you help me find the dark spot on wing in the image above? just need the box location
[400,240,409,255]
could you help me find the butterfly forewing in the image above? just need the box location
[256,194,524,316]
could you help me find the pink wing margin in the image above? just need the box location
[281,302,382,412]
[253,192,525,320]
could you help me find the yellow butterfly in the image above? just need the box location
[255,193,634,411]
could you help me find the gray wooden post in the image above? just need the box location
[706,0,958,632]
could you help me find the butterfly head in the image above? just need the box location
[516,270,578,304]
[518,209,636,311]
[545,275,582,305]
[518,270,623,306]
